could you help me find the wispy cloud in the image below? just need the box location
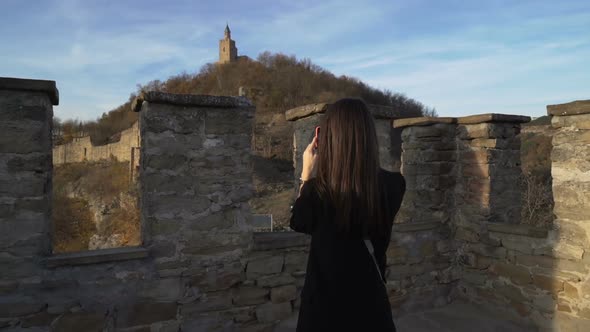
[1,0,589,120]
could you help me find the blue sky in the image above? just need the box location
[1,0,589,120]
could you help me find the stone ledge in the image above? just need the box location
[285,103,328,121]
[132,91,254,112]
[0,77,59,105]
[486,223,548,238]
[547,100,590,116]
[45,246,149,268]
[393,117,456,128]
[457,114,530,125]
[392,221,441,232]
[252,232,310,251]
[394,114,530,128]
[285,102,399,121]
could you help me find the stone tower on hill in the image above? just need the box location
[219,24,238,64]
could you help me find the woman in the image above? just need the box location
[290,98,406,332]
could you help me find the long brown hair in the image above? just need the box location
[316,98,383,234]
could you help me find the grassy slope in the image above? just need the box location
[52,161,140,253]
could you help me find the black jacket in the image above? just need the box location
[290,169,406,332]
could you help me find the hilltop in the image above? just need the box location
[53,52,436,147]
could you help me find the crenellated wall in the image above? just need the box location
[52,121,140,168]
[394,110,590,331]
[2,76,590,331]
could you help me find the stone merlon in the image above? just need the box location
[0,77,59,105]
[131,91,253,112]
[546,99,590,116]
[285,102,400,121]
[393,113,531,128]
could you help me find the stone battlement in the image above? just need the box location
[1,77,589,331]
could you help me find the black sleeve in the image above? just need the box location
[289,180,317,235]
[378,172,406,275]
[393,172,406,217]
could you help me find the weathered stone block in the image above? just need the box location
[144,131,203,155]
[457,123,519,139]
[401,124,455,139]
[183,290,233,314]
[0,302,45,318]
[401,162,454,176]
[531,274,564,296]
[204,109,252,135]
[0,122,51,154]
[150,320,181,332]
[138,278,183,302]
[247,256,283,279]
[232,286,269,306]
[189,210,236,231]
[142,102,206,134]
[256,274,296,288]
[255,302,292,324]
[0,176,47,197]
[461,271,488,285]
[533,243,585,260]
[144,154,188,171]
[148,196,210,220]
[285,251,309,272]
[403,175,455,191]
[454,227,480,243]
[190,261,244,291]
[270,285,297,303]
[117,302,178,328]
[489,262,532,285]
[149,218,183,236]
[466,243,507,259]
[6,153,51,173]
[552,113,590,129]
[530,293,555,313]
[52,312,105,332]
[563,282,579,299]
[401,140,456,151]
[553,130,590,145]
[149,241,177,259]
[493,280,527,302]
[181,232,248,256]
[20,311,58,328]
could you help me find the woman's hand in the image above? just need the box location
[301,136,318,181]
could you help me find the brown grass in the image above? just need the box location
[52,161,140,253]
[520,131,554,228]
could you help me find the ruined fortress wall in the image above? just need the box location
[52,121,140,165]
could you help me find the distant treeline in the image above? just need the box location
[54,52,436,146]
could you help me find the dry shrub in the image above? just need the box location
[521,171,553,228]
[52,161,140,252]
[52,194,96,253]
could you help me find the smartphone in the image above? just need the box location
[314,126,320,148]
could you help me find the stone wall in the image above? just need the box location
[0,82,315,331]
[52,121,140,167]
[394,110,590,331]
[0,78,56,307]
[3,77,590,331]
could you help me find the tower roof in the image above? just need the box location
[225,23,231,35]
